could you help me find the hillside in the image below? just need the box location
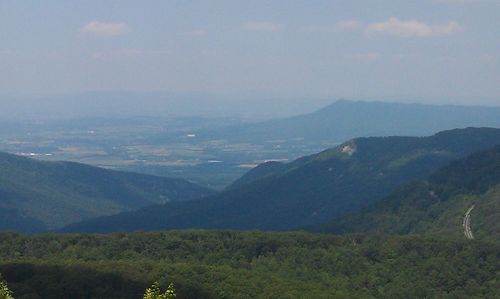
[0,231,498,298]
[201,100,500,144]
[0,152,214,232]
[63,127,500,233]
[321,146,500,239]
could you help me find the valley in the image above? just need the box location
[3,100,500,190]
[62,127,500,234]
[0,116,333,190]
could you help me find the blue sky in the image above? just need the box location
[0,0,499,105]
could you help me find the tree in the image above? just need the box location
[143,281,176,299]
[0,275,14,299]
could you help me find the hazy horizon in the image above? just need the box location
[1,0,499,113]
[2,92,500,122]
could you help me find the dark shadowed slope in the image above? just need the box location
[0,152,214,232]
[321,146,500,240]
[63,128,500,233]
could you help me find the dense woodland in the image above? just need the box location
[0,231,499,298]
[322,146,500,239]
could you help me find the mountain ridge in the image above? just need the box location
[63,127,500,233]
[200,100,500,144]
[319,145,500,239]
[0,152,214,232]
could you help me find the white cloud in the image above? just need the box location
[0,49,14,55]
[352,52,380,61]
[82,21,128,36]
[242,21,284,32]
[335,20,361,31]
[366,17,462,37]
[434,0,485,3]
[118,49,143,56]
[479,54,497,63]
[184,30,207,36]
[91,48,143,60]
[299,21,361,33]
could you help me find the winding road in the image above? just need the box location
[463,205,475,240]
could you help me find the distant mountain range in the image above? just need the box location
[63,127,500,233]
[320,146,500,240]
[0,152,214,232]
[201,100,500,144]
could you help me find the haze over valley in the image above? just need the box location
[2,99,500,189]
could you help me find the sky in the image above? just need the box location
[0,0,499,107]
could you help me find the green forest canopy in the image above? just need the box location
[0,230,498,299]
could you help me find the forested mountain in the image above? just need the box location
[0,152,214,232]
[64,127,500,233]
[320,146,500,240]
[201,100,500,143]
[1,231,498,298]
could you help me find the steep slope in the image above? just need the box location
[321,146,500,239]
[202,100,500,144]
[0,152,214,232]
[228,161,287,189]
[63,128,500,233]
